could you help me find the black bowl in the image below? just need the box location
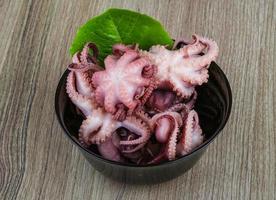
[55,62,232,184]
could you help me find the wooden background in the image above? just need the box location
[0,0,275,199]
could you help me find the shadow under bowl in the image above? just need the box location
[55,62,232,184]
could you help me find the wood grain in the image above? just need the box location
[0,0,275,199]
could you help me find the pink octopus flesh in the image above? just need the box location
[65,34,218,165]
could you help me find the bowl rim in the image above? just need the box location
[55,62,232,168]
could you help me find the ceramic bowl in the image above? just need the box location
[55,62,232,184]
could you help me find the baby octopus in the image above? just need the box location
[65,34,218,165]
[92,44,157,120]
[141,34,218,98]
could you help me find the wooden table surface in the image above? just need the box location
[1,0,275,199]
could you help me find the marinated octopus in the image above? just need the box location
[66,35,218,165]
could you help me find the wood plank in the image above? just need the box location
[0,0,275,199]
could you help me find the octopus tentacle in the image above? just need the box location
[141,35,218,98]
[92,44,156,119]
[75,70,94,97]
[119,116,151,146]
[68,53,94,97]
[68,43,102,98]
[119,84,139,110]
[66,72,96,116]
[97,133,125,162]
[78,108,119,145]
[187,36,219,70]
[173,34,205,50]
[169,78,195,98]
[91,118,117,144]
[177,110,203,156]
[81,43,98,61]
[113,104,127,121]
[180,34,206,58]
[78,112,103,145]
[104,91,118,114]
[150,112,182,141]
[166,103,188,113]
[117,50,139,66]
[172,37,192,49]
[140,78,158,105]
[80,43,102,71]
[104,55,118,70]
[146,88,176,112]
[72,52,81,64]
[79,107,151,149]
[134,109,151,126]
[154,116,174,144]
[94,87,104,106]
[181,68,209,85]
[166,116,180,160]
[186,91,198,110]
[68,64,94,98]
[141,64,157,79]
[68,62,91,74]
[112,43,133,56]
[148,112,182,163]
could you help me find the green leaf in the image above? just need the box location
[69,8,173,63]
